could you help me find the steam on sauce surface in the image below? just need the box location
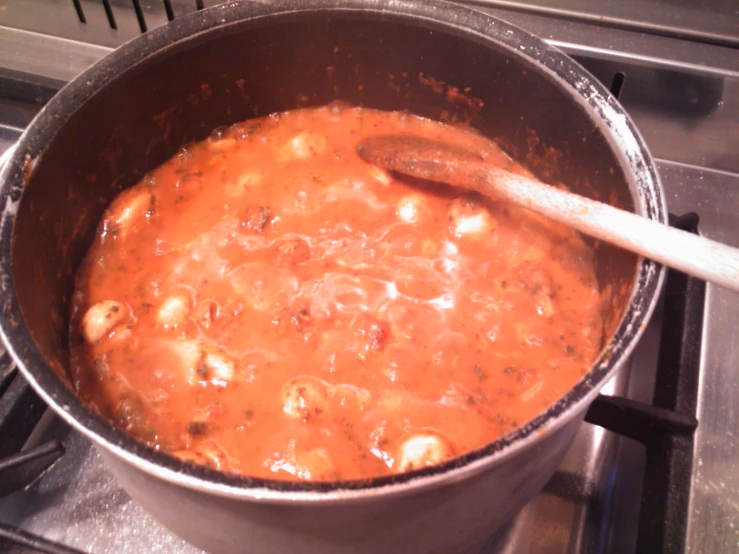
[70,105,603,481]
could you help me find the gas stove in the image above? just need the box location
[0,1,737,553]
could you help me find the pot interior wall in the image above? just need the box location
[11,10,636,390]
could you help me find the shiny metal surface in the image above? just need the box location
[658,161,739,554]
[0,415,200,554]
[465,0,739,47]
[496,10,739,75]
[3,3,739,174]
[0,26,111,85]
[0,124,21,157]
[0,2,737,553]
[0,0,222,48]
[2,0,737,49]
[472,9,739,175]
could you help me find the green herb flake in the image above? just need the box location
[196,362,209,380]
[186,421,209,436]
[472,364,487,381]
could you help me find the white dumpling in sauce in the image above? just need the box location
[393,433,455,473]
[81,300,127,343]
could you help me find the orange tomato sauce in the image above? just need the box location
[70,105,603,481]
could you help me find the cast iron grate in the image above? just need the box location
[585,212,703,554]
[0,353,69,551]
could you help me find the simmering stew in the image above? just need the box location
[70,105,603,481]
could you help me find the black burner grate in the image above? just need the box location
[584,213,703,554]
[0,354,67,551]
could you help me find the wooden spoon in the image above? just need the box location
[357,135,739,292]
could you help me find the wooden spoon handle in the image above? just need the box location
[478,166,739,292]
[357,135,739,292]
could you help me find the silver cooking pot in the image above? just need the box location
[0,1,665,552]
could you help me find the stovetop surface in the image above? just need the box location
[0,2,737,553]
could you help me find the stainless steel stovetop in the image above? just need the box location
[0,1,737,553]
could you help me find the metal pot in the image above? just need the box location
[0,1,666,552]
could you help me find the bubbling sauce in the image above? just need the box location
[70,105,603,481]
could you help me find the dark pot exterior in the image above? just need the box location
[100,412,582,553]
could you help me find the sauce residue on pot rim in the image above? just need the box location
[70,104,603,481]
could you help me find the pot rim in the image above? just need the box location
[0,0,666,503]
